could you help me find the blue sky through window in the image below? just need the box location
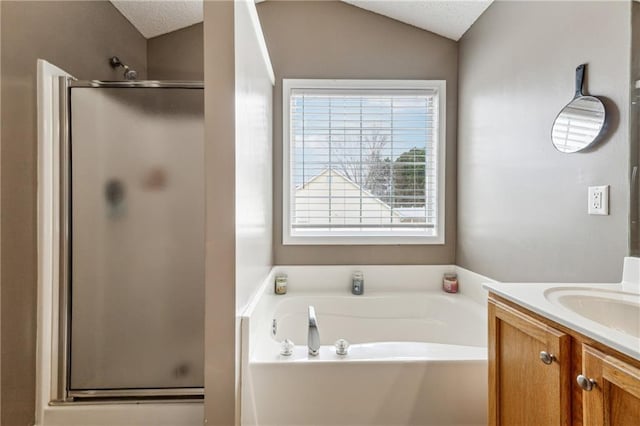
[291,93,435,188]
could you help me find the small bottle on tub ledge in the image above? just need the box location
[352,271,364,295]
[443,273,459,293]
[275,274,288,295]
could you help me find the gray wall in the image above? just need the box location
[257,0,458,265]
[457,1,631,282]
[147,23,204,81]
[0,2,146,425]
[203,1,236,424]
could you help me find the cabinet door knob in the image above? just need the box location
[539,351,555,365]
[577,374,596,391]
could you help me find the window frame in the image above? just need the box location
[282,79,446,245]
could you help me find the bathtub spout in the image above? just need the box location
[308,306,320,356]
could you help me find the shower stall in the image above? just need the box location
[56,77,204,400]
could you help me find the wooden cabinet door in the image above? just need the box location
[582,345,640,425]
[489,300,571,426]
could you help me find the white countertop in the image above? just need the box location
[483,276,640,362]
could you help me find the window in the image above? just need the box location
[283,79,445,245]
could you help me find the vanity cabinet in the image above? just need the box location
[581,345,640,425]
[488,299,571,425]
[489,294,640,426]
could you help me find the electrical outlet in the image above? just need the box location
[588,185,609,215]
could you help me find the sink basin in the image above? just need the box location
[544,287,640,339]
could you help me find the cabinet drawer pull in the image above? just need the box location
[577,374,596,391]
[539,351,555,364]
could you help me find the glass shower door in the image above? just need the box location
[68,86,204,394]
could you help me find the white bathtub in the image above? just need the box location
[241,266,492,426]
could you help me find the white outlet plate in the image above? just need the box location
[588,185,609,215]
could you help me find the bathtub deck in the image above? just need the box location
[251,341,487,364]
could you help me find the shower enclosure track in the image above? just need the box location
[69,80,204,89]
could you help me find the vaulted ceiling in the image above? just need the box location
[110,0,204,39]
[110,0,493,41]
[343,0,492,41]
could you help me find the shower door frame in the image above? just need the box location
[58,77,205,401]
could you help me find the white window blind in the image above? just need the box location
[284,80,445,244]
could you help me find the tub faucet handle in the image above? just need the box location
[280,339,294,356]
[335,339,350,356]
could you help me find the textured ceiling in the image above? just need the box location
[110,0,203,39]
[343,0,493,41]
[110,0,491,41]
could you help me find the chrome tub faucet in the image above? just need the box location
[308,305,320,356]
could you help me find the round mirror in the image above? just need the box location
[551,64,607,153]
